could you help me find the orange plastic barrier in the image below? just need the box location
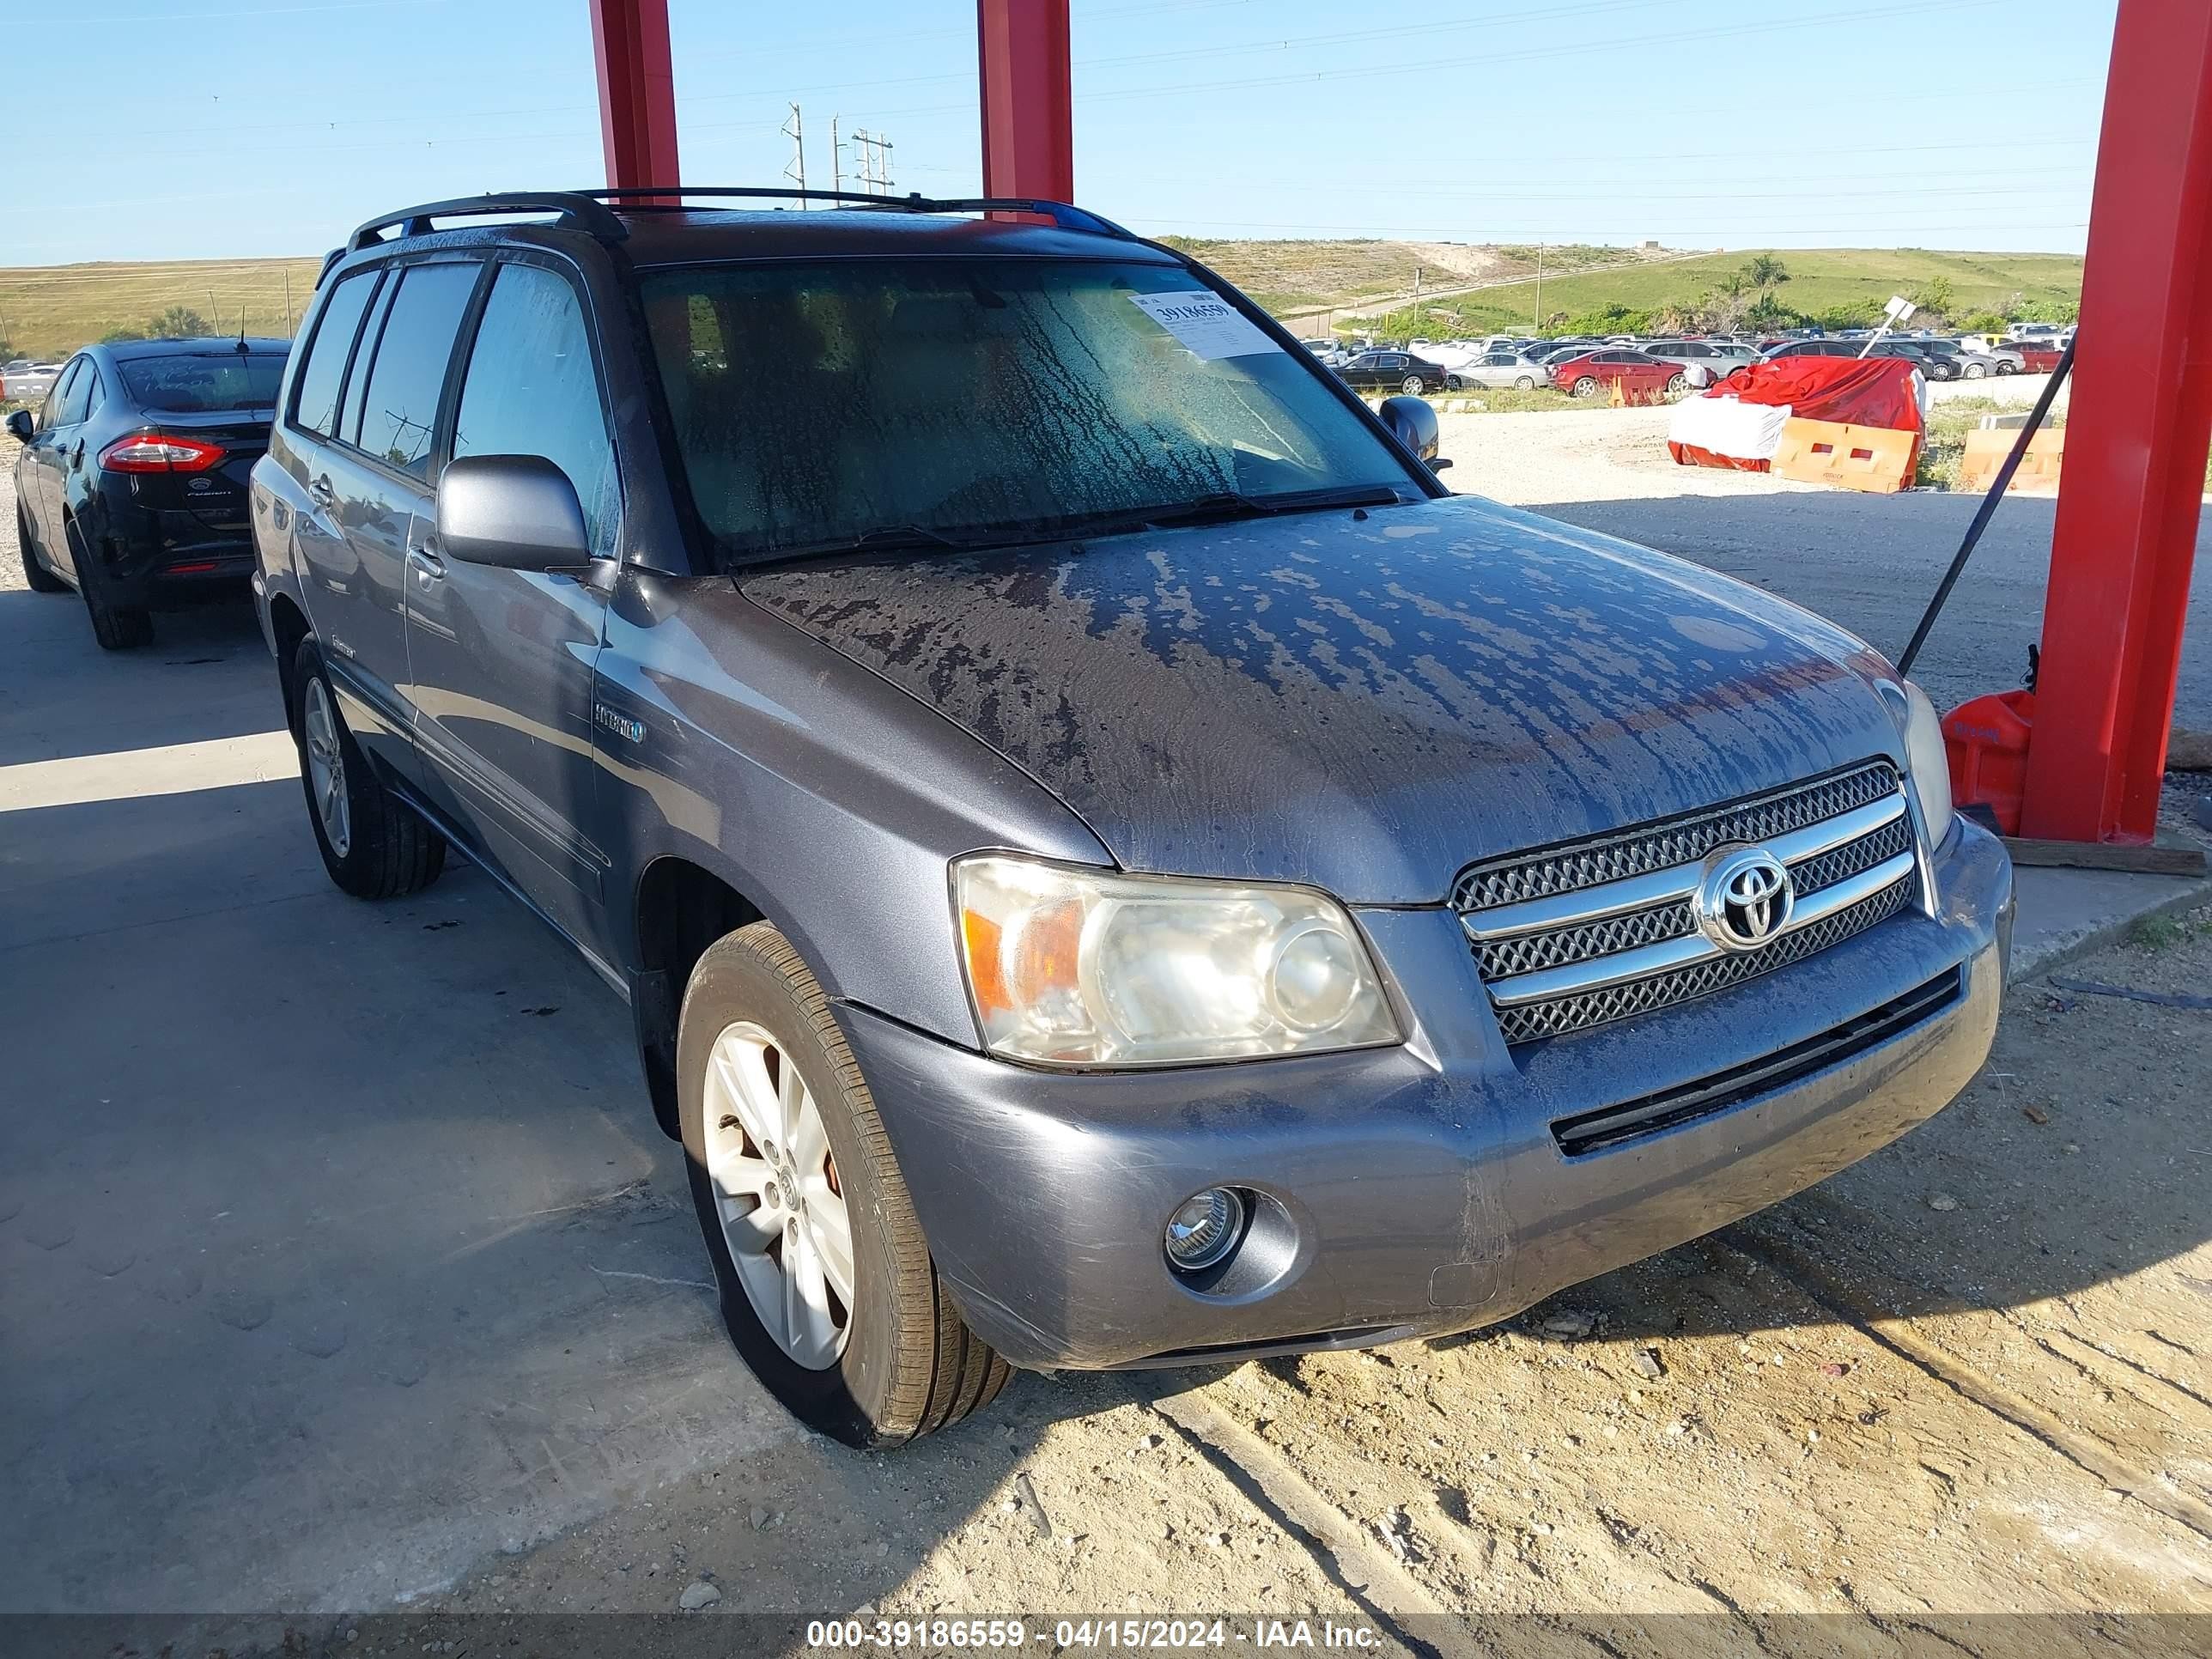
[1955,424,2064,497]
[1771,417,1918,494]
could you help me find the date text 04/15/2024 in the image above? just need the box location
[803,1619,1382,1650]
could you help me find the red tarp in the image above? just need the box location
[1706,355,1925,430]
[1668,356,1924,474]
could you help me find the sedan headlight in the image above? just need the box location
[1896,680,1954,843]
[952,855,1401,1067]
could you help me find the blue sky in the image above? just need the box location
[3,0,2117,264]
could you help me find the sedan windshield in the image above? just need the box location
[639,258,1423,562]
[117,353,285,413]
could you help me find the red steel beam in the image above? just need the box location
[977,0,1074,202]
[2021,0,2212,842]
[591,0,681,195]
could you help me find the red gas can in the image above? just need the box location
[1942,689,2034,836]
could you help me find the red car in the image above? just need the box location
[1549,349,1688,402]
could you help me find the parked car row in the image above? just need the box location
[9,188,2009,1453]
[1301,323,2051,400]
[2,357,65,404]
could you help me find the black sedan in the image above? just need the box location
[9,337,288,648]
[1333,349,1452,396]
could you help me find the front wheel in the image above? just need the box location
[1401,375,1426,394]
[289,639,446,898]
[1665,372,1689,395]
[1963,362,1987,379]
[16,502,66,593]
[679,922,1011,1447]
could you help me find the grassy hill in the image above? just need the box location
[0,242,2084,362]
[1391,246,2085,336]
[0,258,326,359]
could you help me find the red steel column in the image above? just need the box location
[2021,0,2212,842]
[591,0,681,193]
[977,0,1074,201]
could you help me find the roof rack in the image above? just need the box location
[344,192,630,254]
[579,185,1135,240]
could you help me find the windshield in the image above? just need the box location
[640,258,1422,562]
[117,352,285,413]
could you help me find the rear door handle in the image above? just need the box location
[407,543,446,582]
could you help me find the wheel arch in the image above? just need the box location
[629,853,769,1139]
[268,592,313,739]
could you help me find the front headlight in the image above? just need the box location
[952,855,1401,1067]
[1897,680,1954,843]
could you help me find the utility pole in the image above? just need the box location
[1534,242,1545,331]
[851,129,894,195]
[283,268,294,336]
[831,113,842,196]
[782,102,806,201]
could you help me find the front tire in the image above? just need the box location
[288,639,446,899]
[1963,362,1987,379]
[678,922,1011,1448]
[16,502,66,593]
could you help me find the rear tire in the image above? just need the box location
[678,922,1012,1448]
[1569,376,1599,398]
[1401,375,1426,395]
[288,638,446,899]
[1514,374,1534,390]
[16,502,66,593]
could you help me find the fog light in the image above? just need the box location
[1164,1188,1244,1272]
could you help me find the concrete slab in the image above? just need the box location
[2008,860,2212,980]
[0,527,799,1614]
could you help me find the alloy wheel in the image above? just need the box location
[703,1020,854,1370]
[302,678,351,859]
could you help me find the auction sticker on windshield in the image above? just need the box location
[1127,290,1280,360]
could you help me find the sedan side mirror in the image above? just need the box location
[1377,393,1441,464]
[436,453,592,570]
[5,410,33,445]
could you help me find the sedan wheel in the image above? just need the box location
[1665,372,1689,395]
[702,1020,854,1370]
[1514,375,1534,390]
[1401,375,1425,394]
[1569,376,1600,398]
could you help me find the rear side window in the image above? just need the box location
[452,263,618,556]
[293,270,380,438]
[118,354,284,413]
[354,262,479,478]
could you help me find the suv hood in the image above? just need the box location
[741,495,1904,904]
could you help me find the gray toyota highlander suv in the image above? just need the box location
[250,189,2013,1448]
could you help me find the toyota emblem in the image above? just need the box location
[1696,847,1794,951]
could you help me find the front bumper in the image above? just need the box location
[845,822,2012,1370]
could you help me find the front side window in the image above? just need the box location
[452,263,619,556]
[355,262,479,478]
[293,270,380,439]
[641,258,1421,563]
[119,353,283,413]
[52,359,94,425]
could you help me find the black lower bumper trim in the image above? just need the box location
[1551,966,1966,1158]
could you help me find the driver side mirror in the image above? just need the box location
[435,453,592,570]
[5,410,33,445]
[1377,393,1442,465]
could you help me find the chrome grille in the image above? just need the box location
[1455,762,1918,1045]
[1452,762,1899,912]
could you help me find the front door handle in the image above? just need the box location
[307,474,336,509]
[407,543,447,582]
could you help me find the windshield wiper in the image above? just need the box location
[767,523,989,560]
[1139,485,1410,529]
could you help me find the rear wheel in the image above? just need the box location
[15,501,66,593]
[289,639,446,899]
[679,922,1011,1447]
[1514,374,1535,390]
[76,527,153,651]
[1401,375,1426,394]
[1569,375,1600,398]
